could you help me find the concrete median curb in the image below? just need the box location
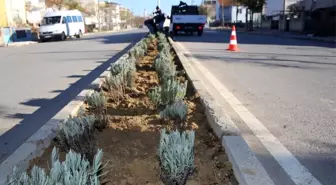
[168,37,275,185]
[0,39,140,184]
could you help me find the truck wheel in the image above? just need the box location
[197,31,203,36]
[60,32,66,41]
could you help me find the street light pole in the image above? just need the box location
[222,1,224,27]
[157,0,160,7]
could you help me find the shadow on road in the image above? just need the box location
[81,31,145,45]
[0,32,144,163]
[174,30,336,48]
[186,53,336,70]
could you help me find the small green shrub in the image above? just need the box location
[149,79,188,106]
[160,100,188,121]
[86,91,106,113]
[77,105,86,117]
[129,39,148,60]
[110,63,123,76]
[158,129,195,185]
[94,114,108,132]
[6,148,104,185]
[158,42,170,52]
[56,115,97,163]
[157,32,166,42]
[154,52,176,81]
[148,86,162,106]
[148,34,156,42]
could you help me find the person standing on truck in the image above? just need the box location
[144,6,166,33]
[153,6,166,32]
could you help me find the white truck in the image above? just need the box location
[169,3,207,36]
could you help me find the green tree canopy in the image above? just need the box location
[199,5,209,16]
[237,0,265,12]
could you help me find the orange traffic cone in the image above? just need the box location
[227,25,239,51]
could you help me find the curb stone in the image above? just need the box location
[169,37,240,137]
[168,37,275,185]
[0,39,141,184]
[5,41,37,47]
[223,136,275,185]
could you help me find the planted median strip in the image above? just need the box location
[5,33,237,185]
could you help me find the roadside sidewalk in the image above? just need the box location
[0,41,38,48]
[209,27,336,44]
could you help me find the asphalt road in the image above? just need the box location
[0,29,146,163]
[175,30,336,185]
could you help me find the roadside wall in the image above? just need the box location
[262,19,271,29]
[289,18,304,32]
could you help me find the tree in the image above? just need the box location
[64,0,88,14]
[47,0,89,14]
[237,0,266,30]
[199,5,209,16]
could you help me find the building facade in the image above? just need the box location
[5,0,27,27]
[202,0,217,22]
[304,0,336,36]
[264,0,297,17]
[216,5,247,23]
[0,0,8,27]
[96,1,121,30]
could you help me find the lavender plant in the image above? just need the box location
[154,52,176,81]
[56,115,97,163]
[86,91,106,114]
[149,79,188,106]
[160,100,188,121]
[6,148,104,185]
[158,129,195,185]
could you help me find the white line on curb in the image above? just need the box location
[175,42,323,185]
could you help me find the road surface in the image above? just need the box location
[0,29,146,163]
[174,30,336,185]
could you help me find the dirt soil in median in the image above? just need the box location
[28,40,237,185]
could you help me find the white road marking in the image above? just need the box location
[175,42,323,185]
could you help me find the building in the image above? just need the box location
[216,5,247,23]
[212,0,249,25]
[4,0,27,27]
[304,0,336,10]
[96,1,121,30]
[202,0,217,22]
[0,0,8,27]
[303,0,336,36]
[25,0,46,26]
[264,0,297,18]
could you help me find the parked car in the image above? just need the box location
[39,10,85,42]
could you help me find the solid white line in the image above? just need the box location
[175,42,323,185]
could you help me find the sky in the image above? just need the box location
[112,0,203,16]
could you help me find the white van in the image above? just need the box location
[39,10,85,42]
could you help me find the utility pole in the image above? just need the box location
[97,3,101,32]
[221,0,224,27]
[157,0,160,7]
